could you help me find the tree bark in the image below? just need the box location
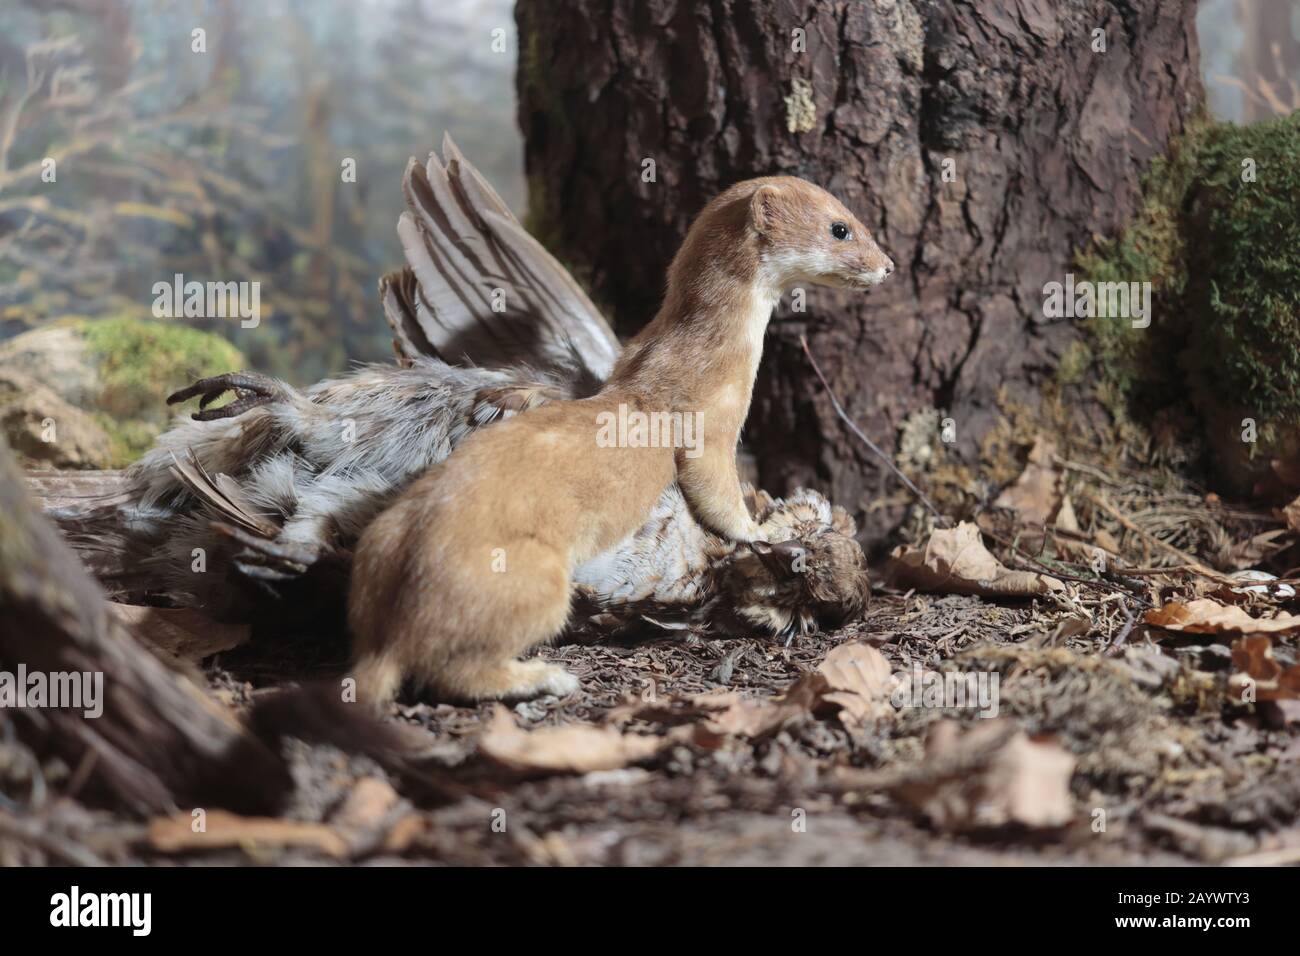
[516,0,1203,542]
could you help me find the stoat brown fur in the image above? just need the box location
[348,176,894,705]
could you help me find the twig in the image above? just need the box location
[1053,456,1125,487]
[1083,490,1235,585]
[1105,604,1138,656]
[799,336,950,527]
[983,527,1148,599]
[1105,564,1205,577]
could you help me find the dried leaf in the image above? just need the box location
[1145,598,1300,635]
[1054,495,1080,533]
[894,719,1076,830]
[149,810,349,858]
[888,521,1065,597]
[1227,634,1300,701]
[479,705,665,774]
[108,604,248,662]
[1094,528,1121,554]
[993,437,1061,525]
[782,641,894,726]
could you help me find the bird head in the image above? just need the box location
[717,489,870,642]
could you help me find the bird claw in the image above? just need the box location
[233,559,304,581]
[211,521,322,580]
[167,372,286,421]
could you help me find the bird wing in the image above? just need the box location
[166,450,280,539]
[383,133,619,395]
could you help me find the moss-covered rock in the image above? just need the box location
[1077,112,1300,493]
[0,369,114,469]
[0,317,245,466]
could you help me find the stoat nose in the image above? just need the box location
[883,260,895,276]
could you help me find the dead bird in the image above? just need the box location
[45,136,871,649]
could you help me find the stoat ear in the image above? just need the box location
[750,184,782,235]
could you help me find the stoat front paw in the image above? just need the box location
[508,660,579,699]
[534,665,580,698]
[728,518,764,544]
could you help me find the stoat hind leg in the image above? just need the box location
[417,536,578,702]
[353,651,405,710]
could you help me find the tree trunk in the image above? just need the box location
[516,0,1203,542]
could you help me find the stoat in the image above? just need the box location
[348,176,894,705]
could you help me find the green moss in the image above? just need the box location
[1186,115,1300,423]
[1078,112,1300,431]
[1054,338,1093,387]
[79,316,245,462]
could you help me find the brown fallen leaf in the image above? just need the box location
[1227,634,1300,702]
[109,604,248,662]
[893,719,1076,831]
[149,810,349,858]
[782,641,894,727]
[1054,494,1080,533]
[1145,598,1300,635]
[993,437,1061,526]
[888,521,1065,597]
[478,705,665,774]
[1094,528,1122,555]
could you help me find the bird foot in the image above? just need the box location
[211,521,325,580]
[167,372,287,421]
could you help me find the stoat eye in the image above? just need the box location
[830,221,850,241]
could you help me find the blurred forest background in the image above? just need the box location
[0,0,519,386]
[0,0,1295,466]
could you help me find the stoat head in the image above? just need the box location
[746,176,894,293]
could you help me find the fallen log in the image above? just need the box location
[0,439,291,816]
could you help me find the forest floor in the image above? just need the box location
[6,440,1300,866]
